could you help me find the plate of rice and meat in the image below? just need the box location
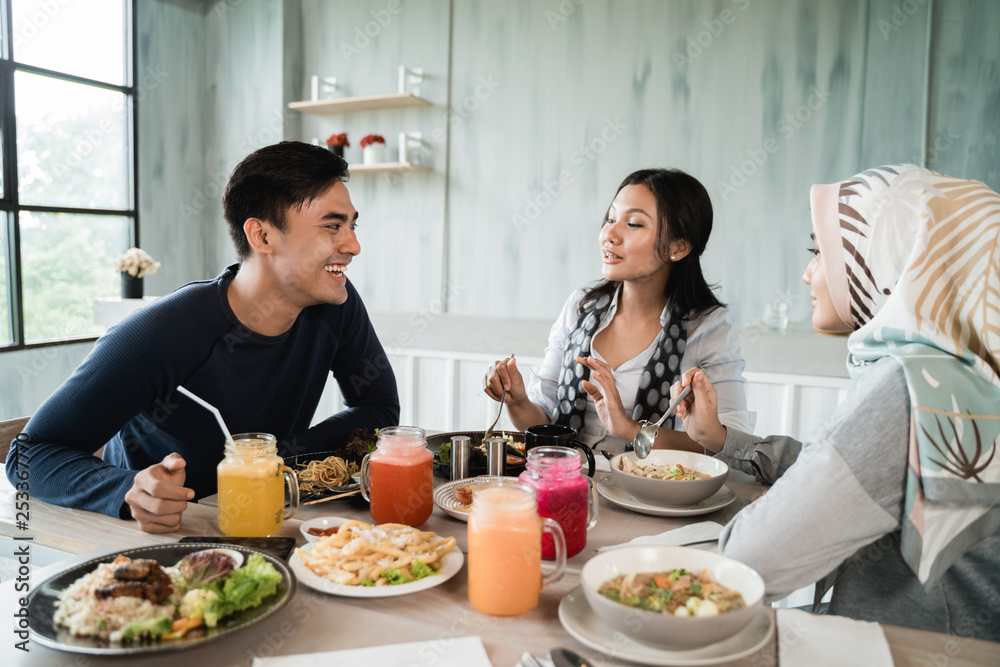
[25,543,295,655]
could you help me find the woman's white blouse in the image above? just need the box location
[527,288,751,450]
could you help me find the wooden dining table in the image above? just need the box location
[2,460,999,667]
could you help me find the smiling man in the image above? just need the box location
[6,142,399,532]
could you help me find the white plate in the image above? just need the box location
[300,516,352,543]
[290,542,464,598]
[432,475,519,521]
[597,476,736,517]
[558,585,774,666]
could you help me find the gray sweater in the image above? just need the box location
[717,358,1000,641]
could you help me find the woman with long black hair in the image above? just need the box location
[484,168,749,453]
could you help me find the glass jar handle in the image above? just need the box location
[280,464,299,521]
[359,453,372,501]
[585,476,599,530]
[541,517,566,587]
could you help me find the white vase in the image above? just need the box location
[362,143,385,165]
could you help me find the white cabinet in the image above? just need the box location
[744,372,852,442]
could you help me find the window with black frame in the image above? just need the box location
[1,0,136,349]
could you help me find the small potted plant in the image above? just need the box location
[360,134,386,165]
[114,247,160,299]
[325,132,350,158]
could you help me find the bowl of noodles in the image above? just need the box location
[580,545,764,648]
[609,450,728,506]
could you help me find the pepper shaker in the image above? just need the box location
[485,436,505,476]
[450,435,471,480]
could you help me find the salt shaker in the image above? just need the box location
[485,436,505,475]
[451,435,471,480]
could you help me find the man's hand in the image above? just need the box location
[124,453,194,533]
[579,356,641,442]
[672,367,727,452]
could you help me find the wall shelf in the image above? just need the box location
[288,92,432,115]
[349,162,431,174]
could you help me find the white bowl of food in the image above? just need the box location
[300,516,351,543]
[581,545,764,649]
[610,450,728,506]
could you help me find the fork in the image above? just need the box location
[485,353,514,440]
[313,478,359,494]
[485,386,506,441]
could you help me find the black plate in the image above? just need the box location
[26,542,296,655]
[284,450,362,504]
[177,536,296,561]
[428,430,527,480]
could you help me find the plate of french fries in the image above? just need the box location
[289,519,462,598]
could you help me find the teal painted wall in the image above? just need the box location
[3,0,998,419]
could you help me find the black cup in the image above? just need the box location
[524,424,596,477]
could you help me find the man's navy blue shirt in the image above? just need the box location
[7,265,399,517]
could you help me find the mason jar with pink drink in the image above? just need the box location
[518,445,598,558]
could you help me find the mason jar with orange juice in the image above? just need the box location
[360,426,433,526]
[467,479,566,616]
[217,433,299,536]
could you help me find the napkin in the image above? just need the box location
[777,609,893,667]
[251,636,492,667]
[597,520,724,551]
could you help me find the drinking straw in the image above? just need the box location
[176,385,235,446]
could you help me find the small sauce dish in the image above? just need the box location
[300,516,352,543]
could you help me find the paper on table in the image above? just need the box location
[777,608,893,667]
[250,636,492,667]
[597,520,724,551]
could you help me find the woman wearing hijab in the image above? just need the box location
[675,164,1000,639]
[484,168,750,453]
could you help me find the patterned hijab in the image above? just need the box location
[811,164,1000,586]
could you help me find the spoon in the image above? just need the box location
[551,647,591,667]
[630,383,692,459]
